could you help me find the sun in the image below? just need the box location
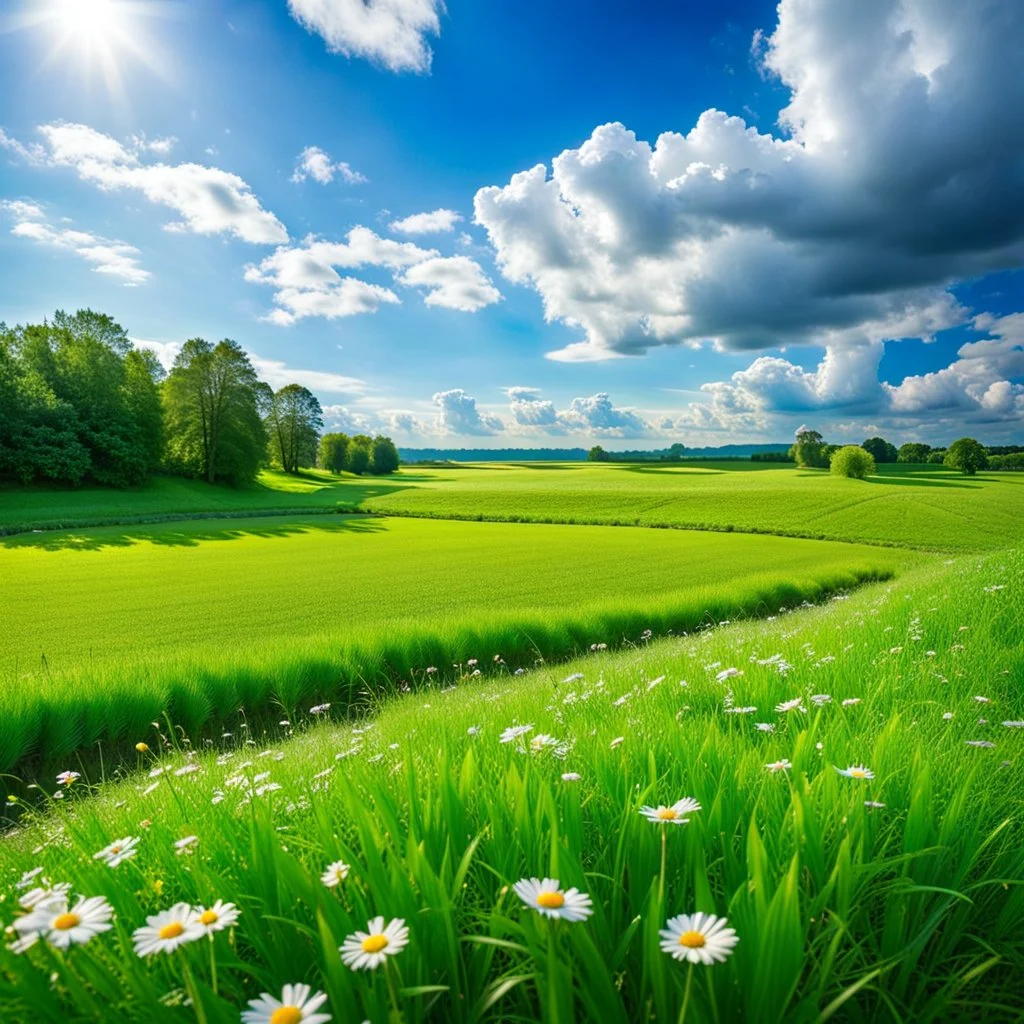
[53,0,122,40]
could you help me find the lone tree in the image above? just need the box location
[831,445,876,479]
[318,432,350,474]
[944,437,988,476]
[588,445,611,462]
[789,428,829,468]
[266,384,323,473]
[862,436,898,463]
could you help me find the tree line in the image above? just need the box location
[0,309,399,487]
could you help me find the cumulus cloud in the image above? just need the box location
[432,389,504,435]
[288,0,442,73]
[246,227,500,322]
[14,122,287,244]
[390,208,462,234]
[506,386,563,431]
[3,199,149,285]
[504,387,651,437]
[321,404,379,433]
[291,145,367,185]
[474,0,1024,366]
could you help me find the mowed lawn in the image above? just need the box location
[0,515,915,675]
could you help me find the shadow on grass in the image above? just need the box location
[0,514,389,553]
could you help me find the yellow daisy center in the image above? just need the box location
[850,769,867,778]
[159,921,185,940]
[678,930,706,948]
[269,1008,303,1024]
[110,845,122,854]
[536,891,565,909]
[199,910,218,926]
[361,933,389,953]
[656,808,678,820]
[52,912,80,931]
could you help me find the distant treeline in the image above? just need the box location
[403,443,795,463]
[0,308,399,488]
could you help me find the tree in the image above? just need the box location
[789,428,829,468]
[928,450,946,464]
[666,443,686,461]
[163,339,268,485]
[318,432,350,474]
[122,349,164,477]
[944,437,988,476]
[346,434,373,475]
[862,437,898,463]
[822,444,841,463]
[370,435,400,475]
[588,445,611,462]
[831,445,876,479]
[266,384,323,473]
[897,442,931,463]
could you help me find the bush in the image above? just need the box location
[830,445,876,479]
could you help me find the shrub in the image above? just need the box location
[830,445,876,479]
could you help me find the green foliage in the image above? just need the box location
[944,437,989,476]
[346,434,373,475]
[861,436,898,463]
[928,449,947,463]
[897,442,932,463]
[989,452,1024,471]
[830,445,876,479]
[789,428,829,468]
[588,445,611,462]
[318,432,350,474]
[370,434,400,475]
[266,384,323,473]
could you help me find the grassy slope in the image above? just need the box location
[3,462,1021,551]
[0,517,911,771]
[2,551,1020,1023]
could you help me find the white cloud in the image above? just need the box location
[248,355,366,396]
[506,386,563,430]
[504,387,650,438]
[288,0,442,73]
[389,208,462,234]
[23,122,287,244]
[246,227,499,322]
[321,404,378,433]
[397,255,501,311]
[132,339,182,369]
[3,200,149,285]
[432,389,504,435]
[474,0,1024,368]
[291,145,367,185]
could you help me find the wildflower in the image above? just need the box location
[765,759,791,773]
[754,722,775,732]
[55,771,80,787]
[15,867,44,890]
[1003,721,1024,728]
[13,895,113,951]
[610,736,624,748]
[174,764,201,777]
[93,836,140,868]
[500,724,533,744]
[835,765,874,779]
[339,917,409,970]
[810,694,832,706]
[724,705,757,715]
[513,877,593,921]
[561,772,581,782]
[974,696,992,704]
[135,742,150,753]
[864,800,886,809]
[841,698,862,707]
[20,883,71,910]
[563,672,585,683]
[775,698,805,714]
[242,984,332,1024]
[640,798,701,824]
[310,703,331,715]
[321,861,350,888]
[133,903,204,956]
[942,712,954,720]
[467,658,478,667]
[966,740,995,748]
[174,836,199,856]
[659,912,739,965]
[715,668,743,682]
[194,900,240,934]
[467,725,481,736]
[530,734,559,753]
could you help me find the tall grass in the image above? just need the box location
[1,550,1020,1022]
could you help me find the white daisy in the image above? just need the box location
[55,771,80,787]
[775,698,805,714]
[19,883,71,909]
[659,912,739,965]
[93,836,140,868]
[339,916,409,970]
[132,903,205,956]
[639,797,701,824]
[500,725,533,744]
[512,877,593,922]
[754,723,775,733]
[15,867,44,890]
[13,895,113,950]
[321,861,350,888]
[841,698,862,707]
[834,765,874,779]
[174,835,199,856]
[561,772,581,782]
[194,900,240,934]
[241,983,332,1024]
[765,759,791,773]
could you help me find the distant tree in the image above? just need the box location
[346,434,373,475]
[665,443,686,461]
[266,384,323,473]
[789,428,829,468]
[897,442,932,463]
[588,445,611,462]
[944,437,988,476]
[370,435,400,475]
[862,437,898,463]
[928,449,947,464]
[163,338,268,485]
[831,445,876,479]
[318,432,350,474]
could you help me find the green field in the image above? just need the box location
[3,545,1021,1022]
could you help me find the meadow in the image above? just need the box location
[1,546,1020,1022]
[0,516,911,771]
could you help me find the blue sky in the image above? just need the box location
[1,0,1022,447]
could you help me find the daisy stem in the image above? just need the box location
[677,962,694,1024]
[384,959,402,1024]
[659,824,667,903]
[181,954,209,1024]
[209,934,218,996]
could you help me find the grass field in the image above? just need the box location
[0,517,911,771]
[3,461,1022,551]
[2,547,1020,1023]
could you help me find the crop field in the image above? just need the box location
[0,516,912,771]
[2,545,1021,1023]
